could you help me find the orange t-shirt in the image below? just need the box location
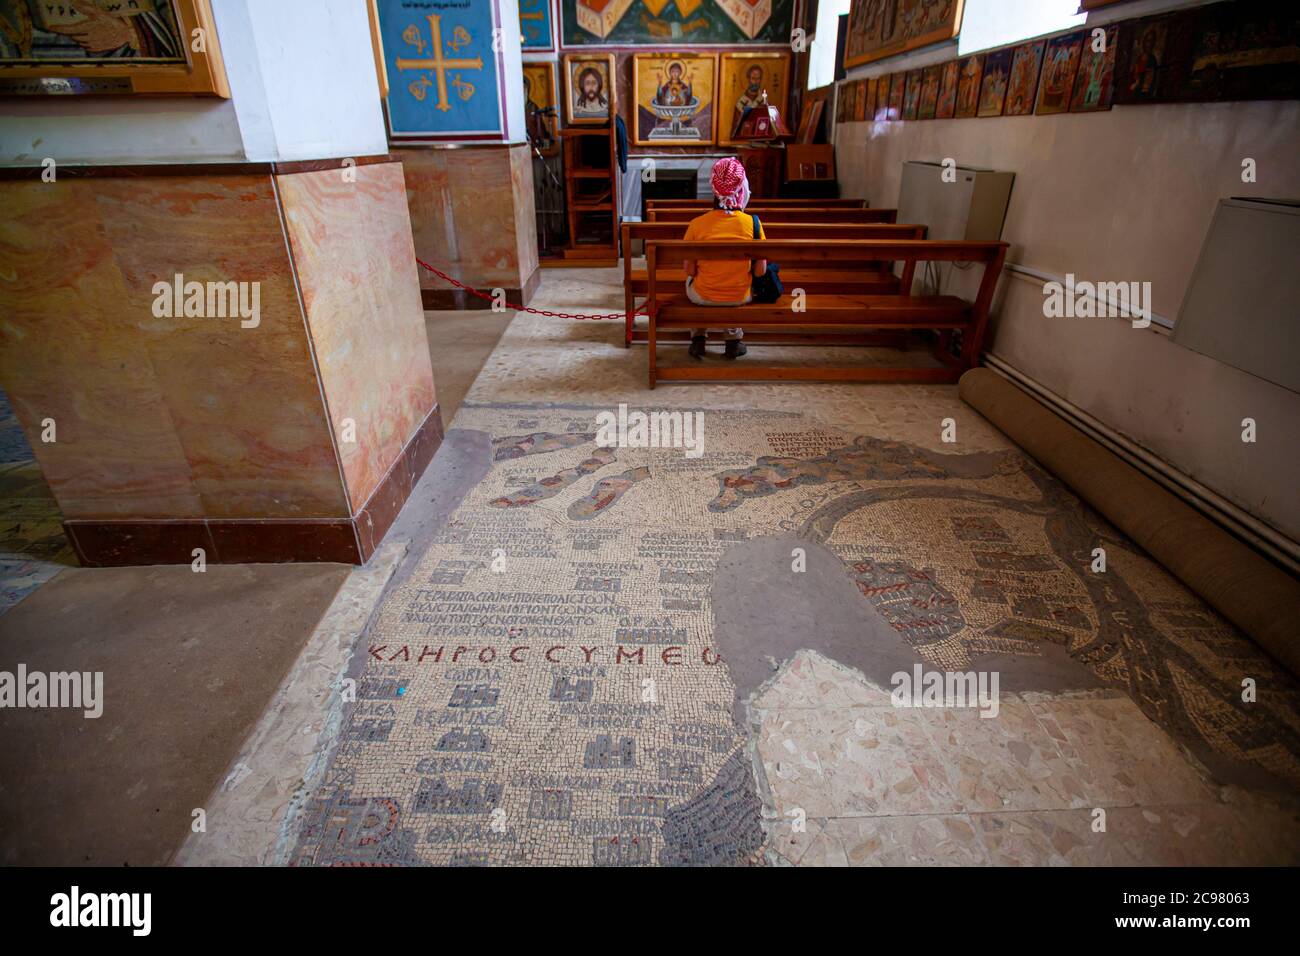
[683,210,766,302]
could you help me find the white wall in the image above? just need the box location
[835,99,1300,541]
[225,0,387,161]
[957,0,1084,56]
[807,0,852,91]
[0,0,387,165]
[498,0,527,145]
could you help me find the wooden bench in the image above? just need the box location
[647,207,898,224]
[621,221,928,346]
[645,238,1008,387]
[645,198,869,209]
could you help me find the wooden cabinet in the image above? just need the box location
[557,125,620,266]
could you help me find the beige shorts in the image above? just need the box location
[684,277,746,339]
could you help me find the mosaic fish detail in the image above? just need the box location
[488,448,617,508]
[492,431,595,461]
[568,467,652,521]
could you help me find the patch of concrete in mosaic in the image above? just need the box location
[290,391,1300,866]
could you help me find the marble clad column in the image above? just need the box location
[0,156,440,567]
[397,145,540,309]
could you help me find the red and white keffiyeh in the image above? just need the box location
[710,157,750,212]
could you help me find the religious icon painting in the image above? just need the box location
[522,61,557,146]
[873,74,891,122]
[0,0,227,96]
[523,61,556,114]
[977,48,1012,117]
[797,95,825,142]
[1071,24,1119,111]
[858,77,874,123]
[719,51,790,144]
[918,64,942,119]
[1004,40,1045,116]
[564,52,615,125]
[1036,31,1084,114]
[563,0,796,45]
[954,54,983,118]
[854,79,870,122]
[1178,1,1300,103]
[633,52,717,145]
[519,0,555,51]
[936,60,960,119]
[522,61,553,123]
[844,0,965,69]
[1115,14,1170,104]
[887,71,905,120]
[377,0,505,140]
[902,68,922,120]
[1115,10,1217,106]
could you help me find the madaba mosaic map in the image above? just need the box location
[290,403,1300,866]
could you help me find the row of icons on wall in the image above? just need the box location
[837,0,1298,125]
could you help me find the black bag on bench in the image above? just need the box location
[749,214,783,304]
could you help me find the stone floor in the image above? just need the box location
[181,266,1299,867]
[7,270,1296,867]
[422,308,515,430]
[0,388,75,613]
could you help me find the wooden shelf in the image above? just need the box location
[561,120,620,257]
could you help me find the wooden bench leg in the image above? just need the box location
[935,330,953,362]
[648,314,657,389]
[624,291,633,347]
[959,327,980,368]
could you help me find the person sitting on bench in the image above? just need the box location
[681,157,767,360]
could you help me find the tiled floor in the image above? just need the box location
[754,650,1296,866]
[12,272,1295,867]
[261,267,1300,866]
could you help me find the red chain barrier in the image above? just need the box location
[415,256,653,321]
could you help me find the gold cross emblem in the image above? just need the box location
[395,15,484,113]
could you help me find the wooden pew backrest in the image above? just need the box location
[645,198,868,208]
[647,208,897,224]
[647,239,1004,268]
[647,238,1007,361]
[643,238,1008,386]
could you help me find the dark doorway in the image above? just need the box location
[641,168,698,220]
